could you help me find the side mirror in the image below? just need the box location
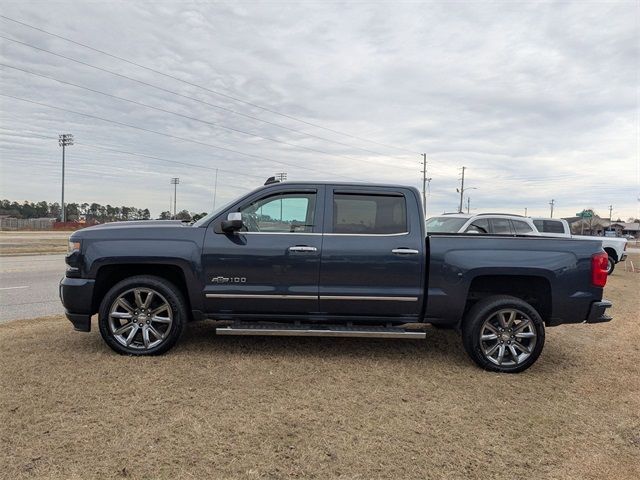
[221,212,243,233]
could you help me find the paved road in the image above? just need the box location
[0,254,65,323]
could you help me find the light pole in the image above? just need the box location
[170,178,179,219]
[58,134,74,222]
[457,186,477,213]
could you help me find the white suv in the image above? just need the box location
[426,213,540,236]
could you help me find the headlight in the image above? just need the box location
[68,240,81,253]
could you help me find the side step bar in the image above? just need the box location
[216,323,426,339]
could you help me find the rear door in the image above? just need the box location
[318,186,425,318]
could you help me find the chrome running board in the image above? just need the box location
[215,323,425,339]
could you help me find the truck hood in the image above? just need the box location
[85,220,186,229]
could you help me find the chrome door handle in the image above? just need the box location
[392,248,419,255]
[288,246,318,252]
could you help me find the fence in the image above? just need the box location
[0,217,56,231]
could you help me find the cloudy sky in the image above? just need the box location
[0,1,638,220]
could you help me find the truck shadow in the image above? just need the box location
[178,320,471,367]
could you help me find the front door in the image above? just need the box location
[319,187,425,318]
[202,187,323,315]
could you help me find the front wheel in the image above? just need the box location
[98,275,186,355]
[462,295,545,373]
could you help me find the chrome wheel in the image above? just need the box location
[108,287,173,350]
[479,308,537,367]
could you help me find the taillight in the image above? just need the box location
[591,252,609,287]
[624,242,627,251]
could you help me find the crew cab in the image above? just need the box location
[531,217,627,274]
[60,182,612,373]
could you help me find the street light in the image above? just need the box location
[456,186,477,213]
[58,134,74,222]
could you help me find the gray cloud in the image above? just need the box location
[0,1,638,220]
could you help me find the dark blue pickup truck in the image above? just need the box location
[60,181,612,372]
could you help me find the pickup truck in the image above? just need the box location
[531,217,627,274]
[60,181,612,373]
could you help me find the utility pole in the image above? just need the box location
[549,199,555,218]
[458,166,466,213]
[58,134,73,222]
[421,154,427,214]
[608,205,613,230]
[466,196,471,214]
[170,177,180,219]
[212,169,219,212]
[524,207,528,216]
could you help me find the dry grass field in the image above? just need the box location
[1,261,638,479]
[0,232,69,255]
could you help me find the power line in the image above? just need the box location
[0,132,259,189]
[0,32,415,161]
[0,14,419,155]
[0,93,361,181]
[0,63,411,170]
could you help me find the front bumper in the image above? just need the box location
[59,277,95,332]
[585,300,612,324]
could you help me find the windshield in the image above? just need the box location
[425,216,468,233]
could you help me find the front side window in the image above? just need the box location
[512,220,533,234]
[239,192,316,233]
[333,193,407,234]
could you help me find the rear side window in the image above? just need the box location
[333,193,407,234]
[465,218,490,234]
[490,218,512,234]
[534,220,565,234]
[512,220,533,234]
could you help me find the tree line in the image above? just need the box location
[0,200,207,223]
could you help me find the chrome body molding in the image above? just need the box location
[206,293,418,302]
[206,293,316,300]
[320,295,418,302]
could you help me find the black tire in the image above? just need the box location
[606,256,615,275]
[462,295,545,373]
[98,275,186,355]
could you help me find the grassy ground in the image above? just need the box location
[1,264,638,479]
[0,232,69,256]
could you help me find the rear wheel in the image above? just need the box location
[98,275,186,355]
[462,295,545,373]
[606,256,615,275]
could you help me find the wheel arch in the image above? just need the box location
[464,274,552,326]
[91,263,195,319]
[603,247,618,263]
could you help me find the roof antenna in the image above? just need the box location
[264,176,279,185]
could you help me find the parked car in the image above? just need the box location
[60,181,612,373]
[531,218,627,274]
[425,213,540,235]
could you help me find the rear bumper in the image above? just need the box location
[585,300,612,324]
[59,277,95,332]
